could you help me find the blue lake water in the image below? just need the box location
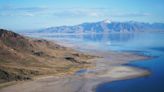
[26,32,164,92]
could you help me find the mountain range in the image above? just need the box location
[35,19,164,34]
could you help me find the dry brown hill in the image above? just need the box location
[0,29,94,83]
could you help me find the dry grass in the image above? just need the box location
[0,29,95,84]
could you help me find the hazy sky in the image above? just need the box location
[0,0,164,31]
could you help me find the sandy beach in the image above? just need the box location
[0,47,150,92]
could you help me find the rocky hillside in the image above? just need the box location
[35,20,164,34]
[0,29,94,83]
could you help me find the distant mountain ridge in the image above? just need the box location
[36,20,164,33]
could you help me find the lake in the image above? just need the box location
[26,32,164,92]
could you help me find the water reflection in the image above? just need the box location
[25,32,164,51]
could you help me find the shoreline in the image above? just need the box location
[0,41,151,92]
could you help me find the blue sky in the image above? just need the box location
[0,0,164,31]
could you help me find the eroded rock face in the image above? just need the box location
[0,68,31,82]
[0,29,22,38]
[0,29,32,51]
[65,56,77,63]
[32,50,45,56]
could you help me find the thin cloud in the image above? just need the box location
[109,12,151,17]
[0,5,47,12]
[53,8,104,18]
[0,6,48,17]
[0,6,152,18]
[15,7,47,12]
[52,8,151,18]
[0,12,35,17]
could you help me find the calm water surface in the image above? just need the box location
[26,32,164,92]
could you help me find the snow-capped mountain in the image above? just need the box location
[35,20,164,34]
[102,19,112,24]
